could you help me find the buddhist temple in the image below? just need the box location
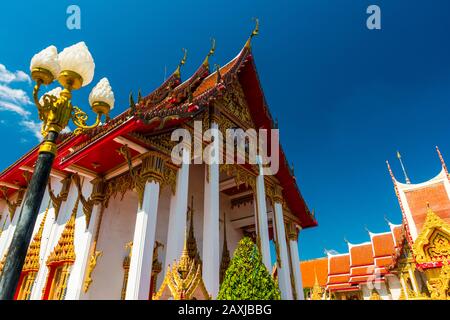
[0,26,316,300]
[300,148,450,300]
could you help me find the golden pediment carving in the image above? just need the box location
[412,206,450,264]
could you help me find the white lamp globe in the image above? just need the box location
[30,45,61,84]
[89,77,115,115]
[58,42,95,88]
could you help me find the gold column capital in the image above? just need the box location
[286,221,299,242]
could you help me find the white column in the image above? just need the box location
[273,199,293,300]
[288,224,304,300]
[165,149,190,271]
[202,121,220,298]
[255,156,271,271]
[125,181,160,300]
[65,201,101,300]
[30,178,75,300]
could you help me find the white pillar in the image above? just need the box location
[255,156,271,271]
[125,181,160,300]
[273,198,293,300]
[287,224,304,300]
[202,121,220,298]
[30,178,75,300]
[165,149,190,271]
[65,202,101,300]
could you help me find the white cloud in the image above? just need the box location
[0,100,31,117]
[0,64,31,84]
[0,84,32,105]
[20,120,42,141]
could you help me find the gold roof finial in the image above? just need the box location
[214,64,222,84]
[174,48,188,77]
[203,38,216,67]
[396,151,411,184]
[245,18,259,48]
[436,146,449,176]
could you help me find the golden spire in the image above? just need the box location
[174,48,188,78]
[202,38,216,67]
[47,197,79,266]
[310,267,323,300]
[245,18,259,48]
[396,151,411,184]
[23,201,50,272]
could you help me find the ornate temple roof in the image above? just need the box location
[0,31,316,229]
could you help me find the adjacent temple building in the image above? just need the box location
[301,149,450,300]
[0,30,317,300]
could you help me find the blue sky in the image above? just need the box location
[1,0,450,260]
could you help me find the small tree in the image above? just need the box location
[217,237,281,300]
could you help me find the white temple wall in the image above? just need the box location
[87,190,138,300]
[0,190,26,258]
[386,275,402,300]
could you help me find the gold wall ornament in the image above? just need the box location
[219,164,257,191]
[103,171,134,208]
[73,174,105,229]
[46,197,78,266]
[121,242,133,300]
[48,175,72,220]
[1,186,26,220]
[426,260,450,300]
[215,82,255,129]
[412,205,450,263]
[82,250,102,293]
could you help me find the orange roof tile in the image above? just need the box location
[328,254,350,275]
[328,274,350,285]
[193,58,237,97]
[349,243,374,267]
[392,225,403,247]
[404,181,450,233]
[371,233,395,257]
[300,257,328,288]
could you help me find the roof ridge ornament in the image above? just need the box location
[245,17,259,48]
[436,146,448,176]
[203,38,216,67]
[396,151,411,184]
[174,48,188,78]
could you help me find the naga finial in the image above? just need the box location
[245,17,259,48]
[175,48,188,77]
[214,64,222,84]
[203,38,216,67]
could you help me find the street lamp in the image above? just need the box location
[0,42,114,299]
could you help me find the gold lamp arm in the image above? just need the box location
[72,106,102,135]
